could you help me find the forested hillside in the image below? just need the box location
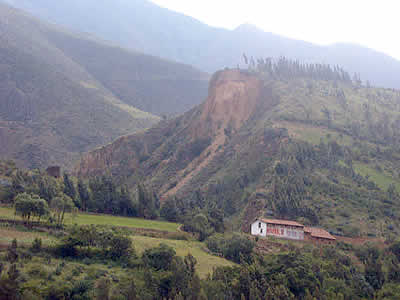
[4,0,400,89]
[3,159,400,299]
[78,61,400,239]
[0,3,208,169]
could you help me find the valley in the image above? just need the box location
[0,3,208,169]
[1,0,400,299]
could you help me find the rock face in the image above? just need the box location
[198,69,261,135]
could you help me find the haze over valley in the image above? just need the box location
[1,1,400,299]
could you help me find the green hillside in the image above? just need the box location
[0,3,208,169]
[78,62,400,238]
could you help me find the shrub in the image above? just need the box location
[183,213,214,241]
[107,234,134,261]
[206,234,255,264]
[30,238,42,253]
[142,243,176,271]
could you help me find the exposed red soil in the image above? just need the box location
[162,70,262,197]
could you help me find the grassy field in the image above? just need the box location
[0,227,57,246]
[131,235,235,278]
[66,213,181,232]
[0,207,181,232]
[354,162,400,192]
[0,206,233,278]
[0,206,17,219]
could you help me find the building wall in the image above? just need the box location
[305,232,334,244]
[251,220,267,237]
[265,223,304,240]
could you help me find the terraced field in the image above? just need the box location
[0,207,233,278]
[0,207,181,232]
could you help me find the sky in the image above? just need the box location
[151,0,400,60]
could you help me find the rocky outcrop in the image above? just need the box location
[195,69,261,137]
[77,69,262,186]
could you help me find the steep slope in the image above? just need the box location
[0,3,208,169]
[41,30,209,116]
[4,0,400,89]
[78,65,400,238]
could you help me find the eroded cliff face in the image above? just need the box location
[77,134,140,177]
[161,69,262,197]
[77,69,263,196]
[195,69,261,136]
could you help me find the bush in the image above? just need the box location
[30,238,42,253]
[183,213,214,241]
[206,234,255,264]
[107,234,134,261]
[142,243,176,271]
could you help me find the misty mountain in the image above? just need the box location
[3,0,400,89]
[0,3,207,168]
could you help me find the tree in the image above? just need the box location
[160,197,178,222]
[184,213,214,241]
[108,234,133,260]
[51,194,74,226]
[365,259,384,290]
[223,234,254,264]
[31,196,49,222]
[142,243,176,271]
[7,239,18,264]
[30,238,42,253]
[243,53,248,65]
[77,178,90,212]
[137,183,158,219]
[208,206,224,233]
[14,193,49,223]
[118,185,136,217]
[38,175,59,203]
[63,173,77,206]
[14,193,35,222]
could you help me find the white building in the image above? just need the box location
[251,218,304,240]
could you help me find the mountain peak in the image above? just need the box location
[234,23,263,33]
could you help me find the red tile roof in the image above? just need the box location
[260,218,304,227]
[304,227,336,240]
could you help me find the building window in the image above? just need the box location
[258,222,261,228]
[260,228,263,233]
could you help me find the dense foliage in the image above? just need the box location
[1,229,400,299]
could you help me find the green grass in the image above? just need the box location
[67,213,181,232]
[0,206,233,278]
[0,227,57,246]
[131,235,235,278]
[0,207,181,232]
[354,162,400,192]
[0,206,17,219]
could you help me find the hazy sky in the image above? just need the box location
[152,0,400,60]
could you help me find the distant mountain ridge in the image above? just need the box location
[3,0,400,89]
[0,3,208,168]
